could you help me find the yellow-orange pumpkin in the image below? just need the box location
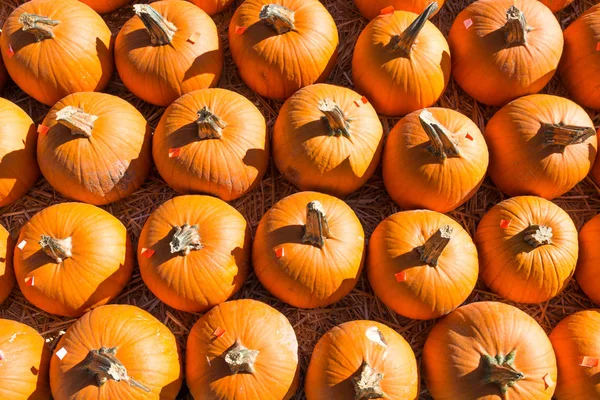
[0,224,14,305]
[355,0,444,20]
[78,0,130,13]
[188,0,235,15]
[575,214,600,305]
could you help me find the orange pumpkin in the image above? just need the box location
[229,0,339,100]
[186,299,299,400]
[273,84,384,198]
[0,0,113,106]
[50,304,182,400]
[424,301,557,399]
[0,224,14,305]
[354,0,444,20]
[449,0,563,106]
[305,320,419,399]
[0,53,7,90]
[38,92,152,205]
[383,108,489,212]
[475,196,578,304]
[78,0,130,13]
[352,3,450,116]
[0,319,51,400]
[153,88,268,201]
[115,0,223,106]
[575,215,600,305]
[14,203,133,317]
[539,0,574,12]
[368,210,478,320]
[253,191,365,308]
[188,0,235,15]
[485,94,597,199]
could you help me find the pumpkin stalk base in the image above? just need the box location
[81,347,150,392]
[543,123,596,149]
[390,2,438,57]
[483,350,525,394]
[196,106,227,139]
[170,223,202,256]
[56,106,99,138]
[504,6,528,47]
[39,235,72,264]
[318,99,352,138]
[419,109,461,161]
[260,4,295,34]
[303,201,331,248]
[133,4,177,46]
[18,13,59,41]
[417,225,453,267]
[352,361,385,400]
[224,340,259,374]
[523,224,553,248]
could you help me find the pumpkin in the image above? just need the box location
[354,0,444,20]
[229,0,339,100]
[0,319,51,400]
[273,84,384,198]
[115,0,223,106]
[423,301,557,399]
[78,0,130,13]
[0,98,39,207]
[352,3,450,116]
[448,0,563,106]
[368,210,478,320]
[475,196,578,304]
[539,0,574,12]
[575,215,600,305]
[0,224,14,304]
[188,0,235,15]
[0,0,113,106]
[549,309,600,399]
[38,92,152,205]
[253,191,365,308]
[14,202,133,317]
[50,304,182,399]
[0,52,7,90]
[484,94,597,199]
[305,320,419,399]
[186,299,299,400]
[383,108,488,212]
[153,88,268,201]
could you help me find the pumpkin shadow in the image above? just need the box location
[393,248,428,269]
[183,49,223,85]
[242,22,280,45]
[118,28,153,52]
[95,37,113,91]
[267,225,306,247]
[483,28,510,53]
[242,148,268,171]
[534,126,598,166]
[0,123,40,205]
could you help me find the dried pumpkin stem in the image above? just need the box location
[504,6,528,47]
[196,106,227,139]
[523,224,553,248]
[419,109,461,161]
[260,4,295,34]
[318,98,352,138]
[224,340,259,374]
[170,223,202,256]
[352,361,385,400]
[133,4,177,46]
[56,106,98,138]
[81,347,150,392]
[303,201,331,248]
[416,225,453,267]
[390,2,438,56]
[18,13,59,41]
[483,350,525,394]
[39,235,72,264]
[543,123,596,148]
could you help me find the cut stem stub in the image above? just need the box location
[523,224,553,248]
[543,123,596,149]
[504,6,528,47]
[260,4,295,34]
[133,4,177,45]
[19,13,59,41]
[390,2,438,57]
[419,109,461,161]
[352,361,385,400]
[318,98,352,138]
[483,350,525,394]
[302,201,331,248]
[196,106,227,139]
[417,225,453,267]
[39,235,72,264]
[56,106,99,138]
[170,224,202,256]
[224,340,259,374]
[81,347,150,392]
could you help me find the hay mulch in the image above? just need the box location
[1,0,599,398]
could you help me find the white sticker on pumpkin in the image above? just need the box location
[55,347,67,360]
[365,327,388,348]
[17,240,26,250]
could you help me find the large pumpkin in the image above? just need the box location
[0,224,14,304]
[253,191,365,308]
[0,0,113,106]
[186,299,299,400]
[273,84,384,198]
[78,0,130,13]
[305,320,419,399]
[115,0,223,106]
[575,214,600,305]
[539,0,574,12]
[352,3,450,116]
[448,0,563,106]
[0,319,51,400]
[50,304,182,400]
[14,203,134,317]
[383,108,488,212]
[229,0,339,100]
[475,196,578,304]
[188,0,235,15]
[38,92,152,205]
[484,94,597,199]
[354,0,444,20]
[153,88,268,201]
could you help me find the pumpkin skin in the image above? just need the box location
[78,0,130,13]
[0,53,7,90]
[188,0,235,15]
[253,191,365,308]
[383,108,488,212]
[575,215,600,305]
[0,224,14,304]
[50,304,182,400]
[538,0,574,12]
[0,319,51,400]
[484,94,597,199]
[354,0,444,20]
[0,0,113,106]
[273,84,384,198]
[229,0,339,100]
[305,320,419,400]
[186,299,299,400]
[14,203,134,317]
[423,301,557,399]
[115,0,223,106]
[448,0,563,107]
[475,196,578,304]
[153,88,268,201]
[38,92,152,205]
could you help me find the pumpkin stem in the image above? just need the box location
[504,6,528,47]
[196,106,227,139]
[419,109,461,161]
[260,4,295,34]
[39,235,72,264]
[389,2,438,57]
[302,201,331,248]
[81,347,150,392]
[318,98,352,138]
[224,340,259,374]
[352,361,385,400]
[416,225,453,267]
[170,223,202,256]
[133,4,177,46]
[18,13,59,42]
[523,224,553,248]
[543,123,596,148]
[56,106,99,138]
[483,350,525,394]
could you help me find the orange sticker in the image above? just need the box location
[354,96,369,107]
[168,148,181,158]
[213,327,226,338]
[543,373,554,389]
[187,31,201,44]
[580,356,600,367]
[235,26,247,35]
[465,133,474,141]
[596,42,600,52]
[37,125,49,135]
[395,271,407,282]
[500,219,511,229]
[140,248,155,258]
[380,6,394,15]
[275,247,285,258]
[6,44,14,58]
[25,276,35,286]
[464,18,473,29]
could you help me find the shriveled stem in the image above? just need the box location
[483,350,525,394]
[196,106,227,139]
[302,201,331,248]
[523,225,553,248]
[504,6,528,47]
[352,361,384,400]
[170,224,202,256]
[543,123,596,148]
[416,225,453,267]
[389,2,438,57]
[133,4,177,45]
[224,341,259,374]
[318,99,352,138]
[419,109,461,161]
[80,347,150,392]
[260,4,295,34]
[56,106,98,138]
[18,13,59,41]
[39,235,72,264]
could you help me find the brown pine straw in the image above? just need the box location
[1,0,599,398]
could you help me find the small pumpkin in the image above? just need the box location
[354,0,444,20]
[539,0,574,12]
[0,319,51,400]
[188,0,235,15]
[305,320,419,399]
[186,299,299,400]
[153,89,268,201]
[78,0,130,13]
[14,202,134,317]
[383,108,489,212]
[352,3,450,116]
[448,0,563,106]
[484,94,597,199]
[475,196,578,304]
[229,0,339,100]
[50,304,182,400]
[575,214,600,305]
[115,0,223,106]
[273,84,384,198]
[253,191,365,308]
[0,224,14,304]
[0,0,113,106]
[38,92,152,205]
